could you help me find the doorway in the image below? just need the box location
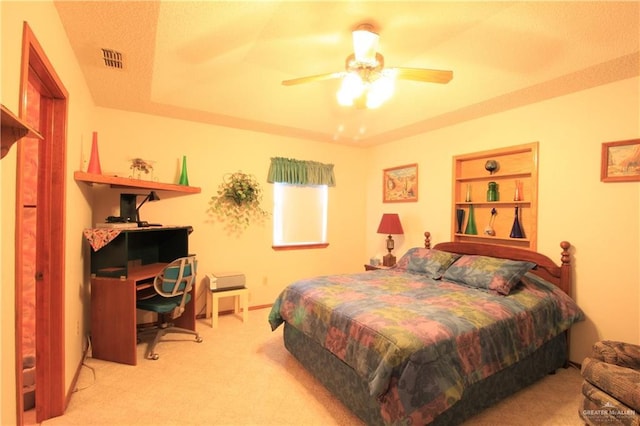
[15,22,68,425]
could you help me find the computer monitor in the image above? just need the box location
[119,194,138,222]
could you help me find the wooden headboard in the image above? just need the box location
[423,232,572,296]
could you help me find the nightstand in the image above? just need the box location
[364,264,390,271]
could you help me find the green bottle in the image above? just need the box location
[464,205,477,235]
[179,155,189,185]
[487,181,498,201]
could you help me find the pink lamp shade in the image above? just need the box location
[377,214,403,266]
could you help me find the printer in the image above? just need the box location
[206,272,246,292]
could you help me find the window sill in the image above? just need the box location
[272,243,329,251]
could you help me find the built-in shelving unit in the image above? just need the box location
[74,171,201,193]
[1,104,43,159]
[452,142,538,250]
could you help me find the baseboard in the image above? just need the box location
[195,303,273,319]
[567,360,582,370]
[65,336,91,409]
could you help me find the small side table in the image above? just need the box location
[364,264,391,271]
[205,288,249,328]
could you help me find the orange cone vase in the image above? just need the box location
[87,131,102,174]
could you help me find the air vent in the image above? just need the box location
[101,48,123,69]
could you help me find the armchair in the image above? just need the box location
[136,256,202,360]
[580,340,640,426]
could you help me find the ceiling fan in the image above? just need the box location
[282,24,453,108]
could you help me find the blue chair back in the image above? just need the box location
[155,256,197,297]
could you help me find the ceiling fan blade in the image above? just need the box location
[282,72,345,86]
[394,68,453,84]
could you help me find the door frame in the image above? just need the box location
[15,22,68,424]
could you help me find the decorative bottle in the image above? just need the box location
[464,205,477,235]
[87,131,102,174]
[455,209,465,234]
[514,180,523,201]
[465,184,472,202]
[486,181,498,202]
[509,206,524,238]
[178,155,189,185]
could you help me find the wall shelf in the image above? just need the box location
[1,104,43,159]
[455,201,532,206]
[452,142,538,250]
[453,233,531,243]
[455,172,532,182]
[452,233,532,249]
[74,171,201,193]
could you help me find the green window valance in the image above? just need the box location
[267,157,336,186]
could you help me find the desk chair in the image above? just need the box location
[136,256,202,360]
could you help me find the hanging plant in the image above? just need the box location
[207,171,269,233]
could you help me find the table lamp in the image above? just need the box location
[135,191,160,225]
[120,191,161,226]
[377,213,404,266]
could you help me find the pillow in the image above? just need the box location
[442,255,536,295]
[394,248,461,279]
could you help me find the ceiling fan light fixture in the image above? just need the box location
[365,93,383,109]
[283,24,452,107]
[366,74,395,108]
[337,71,395,109]
[337,72,365,106]
[342,25,395,108]
[336,90,354,107]
[352,27,379,64]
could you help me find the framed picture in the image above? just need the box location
[601,138,640,182]
[383,163,418,202]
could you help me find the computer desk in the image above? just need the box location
[86,226,195,365]
[90,263,196,365]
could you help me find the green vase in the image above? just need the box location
[464,205,477,235]
[179,155,189,185]
[487,181,498,201]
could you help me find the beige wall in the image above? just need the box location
[365,77,640,362]
[88,107,368,316]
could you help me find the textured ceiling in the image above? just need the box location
[54,1,640,146]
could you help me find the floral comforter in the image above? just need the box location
[268,269,584,424]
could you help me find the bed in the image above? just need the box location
[268,232,584,425]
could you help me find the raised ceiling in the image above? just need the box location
[54,1,639,146]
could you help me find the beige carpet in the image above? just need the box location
[41,308,584,426]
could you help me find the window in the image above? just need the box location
[273,183,328,249]
[267,156,335,250]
